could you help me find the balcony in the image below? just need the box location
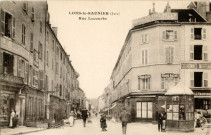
[194,35,201,40]
[0,74,24,84]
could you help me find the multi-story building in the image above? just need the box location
[105,2,211,123]
[0,1,85,127]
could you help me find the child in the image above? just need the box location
[100,113,107,131]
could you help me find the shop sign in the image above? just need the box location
[132,12,178,26]
[161,73,179,78]
[194,92,211,96]
[181,63,211,69]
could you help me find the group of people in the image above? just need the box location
[100,108,131,134]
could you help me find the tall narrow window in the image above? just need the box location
[22,24,26,44]
[31,7,35,22]
[40,21,42,33]
[30,33,33,52]
[194,28,202,40]
[165,47,174,64]
[141,49,148,65]
[38,42,42,60]
[46,51,48,66]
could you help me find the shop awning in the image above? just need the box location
[194,96,211,99]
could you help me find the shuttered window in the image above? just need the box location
[12,18,15,39]
[22,24,26,44]
[30,33,33,52]
[190,72,194,87]
[165,47,174,64]
[162,30,177,41]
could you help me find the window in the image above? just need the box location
[56,47,59,56]
[38,42,42,60]
[46,31,49,43]
[30,33,33,52]
[1,11,16,38]
[46,51,48,66]
[22,24,26,44]
[60,67,62,78]
[60,85,62,96]
[18,59,25,78]
[140,34,149,44]
[60,52,62,61]
[3,52,14,75]
[23,2,28,14]
[138,74,151,90]
[141,49,148,65]
[190,72,208,87]
[161,74,179,90]
[194,28,201,40]
[136,102,152,118]
[52,57,54,70]
[162,30,177,41]
[52,40,55,50]
[31,7,35,22]
[56,62,58,74]
[165,47,174,64]
[40,21,42,33]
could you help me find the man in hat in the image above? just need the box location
[81,108,88,127]
[119,108,130,134]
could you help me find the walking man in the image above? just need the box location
[81,109,88,127]
[119,108,130,134]
[158,111,163,132]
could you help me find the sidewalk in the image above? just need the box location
[0,123,62,135]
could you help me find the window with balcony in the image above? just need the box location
[190,45,208,61]
[190,72,208,87]
[1,10,15,39]
[3,52,14,75]
[191,28,206,40]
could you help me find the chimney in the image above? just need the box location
[52,27,58,36]
[164,1,171,13]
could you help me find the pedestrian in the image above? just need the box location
[68,111,75,127]
[9,109,16,128]
[162,110,167,132]
[100,113,107,131]
[81,108,88,127]
[119,108,130,134]
[157,111,163,132]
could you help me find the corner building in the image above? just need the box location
[109,3,211,123]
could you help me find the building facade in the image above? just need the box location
[0,1,86,127]
[104,2,211,123]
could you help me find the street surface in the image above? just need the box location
[1,116,210,135]
[26,116,209,135]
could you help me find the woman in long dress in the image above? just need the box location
[9,109,16,128]
[68,111,74,127]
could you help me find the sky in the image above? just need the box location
[47,0,193,99]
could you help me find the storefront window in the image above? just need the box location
[136,102,152,118]
[166,96,194,121]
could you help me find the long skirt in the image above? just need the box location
[9,118,13,127]
[68,116,74,126]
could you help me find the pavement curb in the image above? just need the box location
[8,124,64,135]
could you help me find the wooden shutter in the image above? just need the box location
[203,46,208,61]
[146,34,149,43]
[1,10,5,35]
[170,47,174,63]
[162,31,166,40]
[24,62,28,84]
[12,17,15,39]
[0,52,3,74]
[145,50,148,64]
[203,72,208,87]
[202,28,206,40]
[39,70,44,89]
[191,28,194,40]
[190,45,194,61]
[165,47,169,63]
[140,35,143,45]
[190,72,194,87]
[142,50,144,65]
[18,58,22,77]
[174,31,177,40]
